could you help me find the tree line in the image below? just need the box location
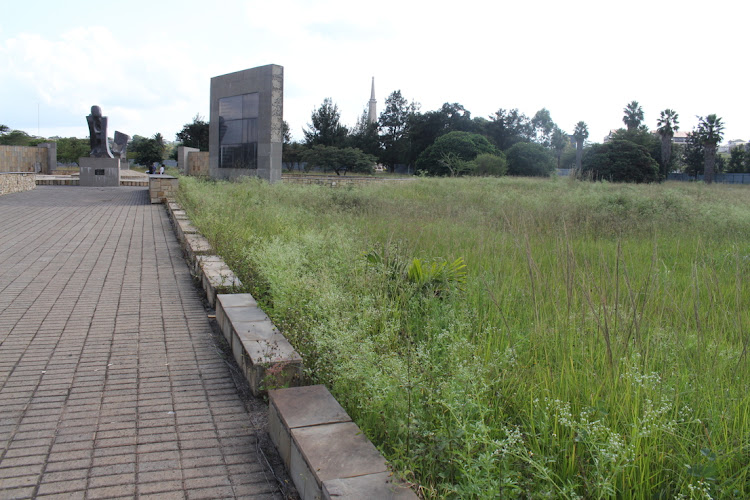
[282,94,746,183]
[283,93,579,177]
[578,101,738,184]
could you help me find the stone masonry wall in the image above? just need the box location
[187,151,210,177]
[0,173,36,195]
[0,146,47,173]
[149,175,179,204]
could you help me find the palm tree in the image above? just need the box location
[573,121,589,171]
[551,127,568,169]
[696,114,724,184]
[623,101,644,131]
[656,109,679,180]
[0,124,9,135]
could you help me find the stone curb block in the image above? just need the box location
[183,233,212,270]
[174,217,198,245]
[269,386,417,500]
[202,262,242,308]
[193,254,223,277]
[216,294,302,396]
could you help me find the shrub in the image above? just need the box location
[505,142,555,177]
[300,145,376,175]
[582,139,659,183]
[416,131,499,176]
[470,153,507,177]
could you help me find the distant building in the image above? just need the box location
[602,129,618,143]
[719,139,747,153]
[603,129,691,144]
[367,77,377,124]
[670,131,689,144]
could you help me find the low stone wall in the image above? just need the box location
[35,176,79,186]
[282,174,415,187]
[187,151,209,177]
[177,146,198,173]
[0,172,36,195]
[149,175,179,204]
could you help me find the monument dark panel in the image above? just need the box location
[219,92,259,169]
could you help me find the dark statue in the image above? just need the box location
[86,105,129,159]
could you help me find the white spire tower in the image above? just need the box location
[367,77,377,124]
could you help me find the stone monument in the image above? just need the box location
[209,64,283,183]
[79,105,127,186]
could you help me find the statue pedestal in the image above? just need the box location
[79,157,121,187]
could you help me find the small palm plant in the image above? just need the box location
[365,250,466,297]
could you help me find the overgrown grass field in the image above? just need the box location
[178,176,750,499]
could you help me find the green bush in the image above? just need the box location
[301,145,376,175]
[416,131,499,176]
[505,142,555,177]
[583,139,659,183]
[470,153,507,176]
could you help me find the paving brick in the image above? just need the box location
[86,483,136,498]
[0,474,37,489]
[0,485,36,498]
[187,485,236,499]
[36,492,85,500]
[137,480,184,495]
[0,464,45,479]
[43,458,91,473]
[137,468,183,482]
[91,453,135,467]
[139,490,186,500]
[40,469,88,483]
[36,478,87,496]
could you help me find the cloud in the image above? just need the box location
[0,26,212,138]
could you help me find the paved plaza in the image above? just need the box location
[0,187,290,499]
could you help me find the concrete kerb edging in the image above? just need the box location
[166,200,417,499]
[215,293,302,396]
[269,385,417,500]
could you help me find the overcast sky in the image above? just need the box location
[1,0,748,145]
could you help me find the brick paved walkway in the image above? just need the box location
[0,187,286,499]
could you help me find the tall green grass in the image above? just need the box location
[179,176,750,499]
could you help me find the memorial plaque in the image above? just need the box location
[95,169,105,175]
